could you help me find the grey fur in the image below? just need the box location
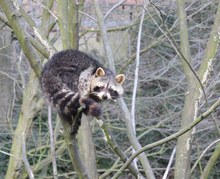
[40,49,124,135]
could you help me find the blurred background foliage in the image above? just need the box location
[0,0,219,178]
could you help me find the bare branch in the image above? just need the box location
[191,139,220,174]
[198,1,220,87]
[0,0,42,78]
[34,0,58,21]
[79,10,97,22]
[48,105,58,179]
[21,133,34,179]
[96,117,142,178]
[16,2,56,56]
[139,0,208,104]
[104,0,126,20]
[131,3,145,169]
[200,141,220,179]
[162,147,176,179]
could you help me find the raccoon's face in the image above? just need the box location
[90,67,125,101]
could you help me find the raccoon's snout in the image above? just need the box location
[102,94,108,100]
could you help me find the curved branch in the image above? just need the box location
[104,0,126,20]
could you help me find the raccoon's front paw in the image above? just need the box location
[80,98,102,117]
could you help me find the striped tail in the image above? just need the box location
[49,88,83,135]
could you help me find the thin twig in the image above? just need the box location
[48,105,58,179]
[17,1,56,57]
[200,141,220,179]
[0,150,14,157]
[79,10,97,22]
[33,0,58,20]
[162,147,176,179]
[21,132,34,179]
[131,3,146,169]
[0,71,23,92]
[104,0,126,20]
[191,139,220,173]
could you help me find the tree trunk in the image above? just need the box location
[78,116,98,179]
[57,1,97,177]
[174,1,198,178]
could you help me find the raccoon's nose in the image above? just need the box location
[102,94,108,100]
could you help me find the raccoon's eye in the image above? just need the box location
[94,86,104,92]
[109,89,119,98]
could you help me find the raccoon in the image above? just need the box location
[41,49,125,135]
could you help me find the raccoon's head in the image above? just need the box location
[90,67,125,101]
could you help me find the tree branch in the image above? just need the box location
[104,0,126,20]
[57,0,79,49]
[112,98,220,179]
[130,3,145,169]
[58,112,90,179]
[162,147,176,179]
[48,105,58,179]
[0,0,41,78]
[96,117,142,178]
[191,139,220,174]
[197,1,220,83]
[21,132,34,179]
[200,141,220,179]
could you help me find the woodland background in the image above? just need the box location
[0,0,220,178]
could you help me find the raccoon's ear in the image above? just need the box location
[95,67,105,77]
[115,74,125,84]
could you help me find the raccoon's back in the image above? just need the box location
[41,49,101,103]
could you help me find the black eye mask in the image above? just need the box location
[109,89,119,99]
[93,86,105,92]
